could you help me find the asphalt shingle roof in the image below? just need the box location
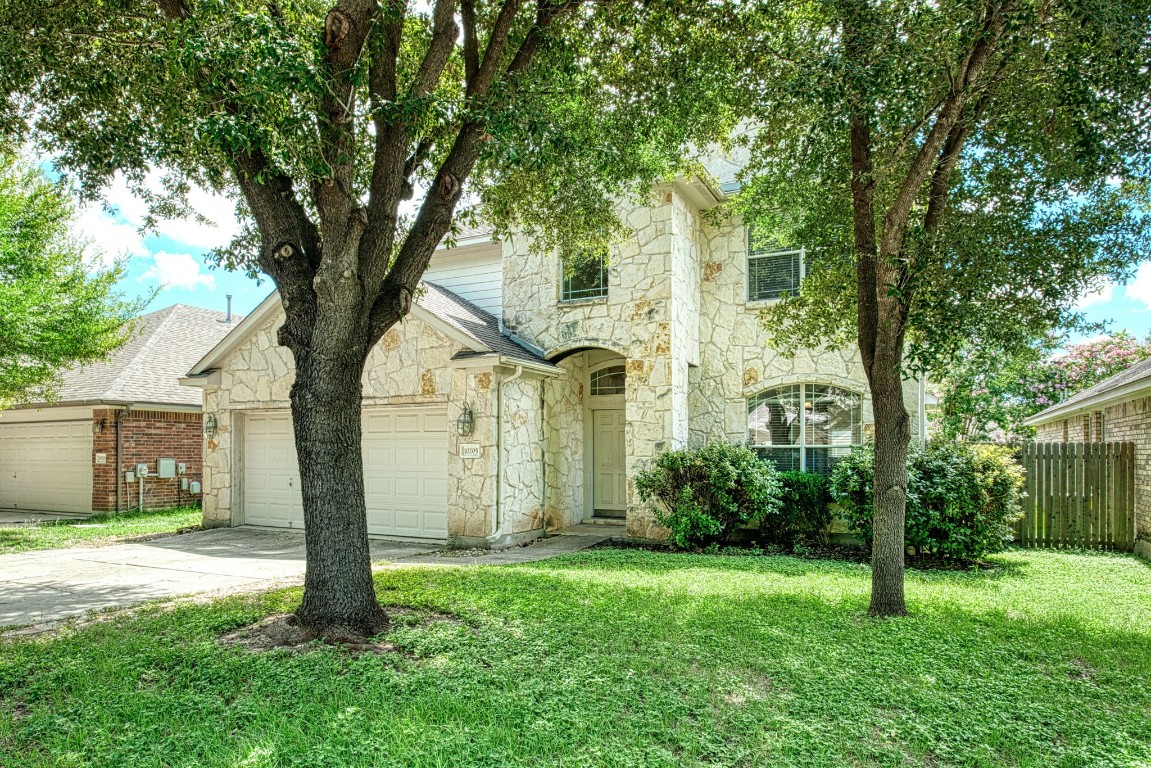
[419,282,550,367]
[1032,356,1151,421]
[51,304,241,407]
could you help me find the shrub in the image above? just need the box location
[762,471,832,546]
[635,443,784,549]
[829,441,1024,561]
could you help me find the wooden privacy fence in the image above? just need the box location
[1017,442,1135,550]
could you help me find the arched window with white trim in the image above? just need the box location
[747,384,863,474]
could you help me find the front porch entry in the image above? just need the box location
[588,356,627,519]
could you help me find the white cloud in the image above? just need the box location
[1075,281,1115,310]
[73,171,240,270]
[139,251,217,291]
[1124,262,1151,311]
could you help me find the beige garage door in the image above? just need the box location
[242,408,448,539]
[0,421,93,514]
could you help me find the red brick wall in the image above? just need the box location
[92,409,203,512]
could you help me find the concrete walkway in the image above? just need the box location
[0,526,613,628]
[0,510,89,527]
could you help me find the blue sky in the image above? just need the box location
[76,173,271,319]
[1067,265,1151,343]
[78,174,1151,342]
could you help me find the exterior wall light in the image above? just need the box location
[92,418,105,434]
[204,414,218,439]
[456,404,474,437]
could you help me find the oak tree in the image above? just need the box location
[0,0,733,638]
[729,0,1151,614]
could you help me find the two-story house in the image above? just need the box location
[183,175,925,546]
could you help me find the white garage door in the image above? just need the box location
[242,408,448,539]
[0,421,93,514]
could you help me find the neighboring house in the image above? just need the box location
[0,305,240,515]
[1025,358,1151,558]
[185,176,925,547]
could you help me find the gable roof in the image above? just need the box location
[187,282,553,379]
[1026,356,1151,425]
[26,304,240,408]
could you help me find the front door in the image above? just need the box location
[592,409,627,517]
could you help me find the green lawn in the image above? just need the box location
[2,549,1150,767]
[0,507,201,554]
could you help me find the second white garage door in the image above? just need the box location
[0,420,93,514]
[242,407,448,540]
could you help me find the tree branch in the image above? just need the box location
[410,0,459,98]
[368,0,584,337]
[879,0,1009,260]
[461,0,480,88]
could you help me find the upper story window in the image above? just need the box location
[748,227,804,302]
[747,383,863,475]
[561,246,608,302]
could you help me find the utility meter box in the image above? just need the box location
[176,463,187,475]
[157,458,176,479]
[125,470,135,483]
[189,481,202,495]
[135,463,149,478]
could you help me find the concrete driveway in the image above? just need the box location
[0,527,438,628]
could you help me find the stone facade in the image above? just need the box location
[91,409,203,512]
[1033,400,1151,557]
[196,179,925,545]
[196,306,549,547]
[503,182,923,538]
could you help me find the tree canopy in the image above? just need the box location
[936,332,1151,441]
[722,0,1151,615]
[0,0,741,637]
[0,153,139,408]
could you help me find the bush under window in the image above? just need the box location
[761,470,833,546]
[635,443,783,550]
[829,442,1025,561]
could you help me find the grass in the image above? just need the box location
[0,506,201,554]
[2,548,1151,767]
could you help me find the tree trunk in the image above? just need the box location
[865,347,911,617]
[290,344,387,640]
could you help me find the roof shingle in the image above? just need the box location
[45,304,241,407]
[1031,355,1151,422]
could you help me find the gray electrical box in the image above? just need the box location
[176,463,187,475]
[189,481,202,495]
[180,477,189,491]
[135,463,149,478]
[157,458,176,479]
[125,470,135,483]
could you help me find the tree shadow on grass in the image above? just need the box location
[4,555,1151,768]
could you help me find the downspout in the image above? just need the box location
[116,405,131,512]
[493,364,524,541]
[540,381,547,533]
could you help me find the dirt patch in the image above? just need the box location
[218,608,460,656]
[1069,658,1096,681]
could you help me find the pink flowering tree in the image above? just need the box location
[936,332,1151,442]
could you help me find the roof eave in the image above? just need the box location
[1024,377,1151,426]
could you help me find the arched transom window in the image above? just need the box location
[590,365,626,396]
[747,384,863,474]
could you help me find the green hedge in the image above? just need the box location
[635,443,783,549]
[829,442,1025,561]
[761,470,832,546]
